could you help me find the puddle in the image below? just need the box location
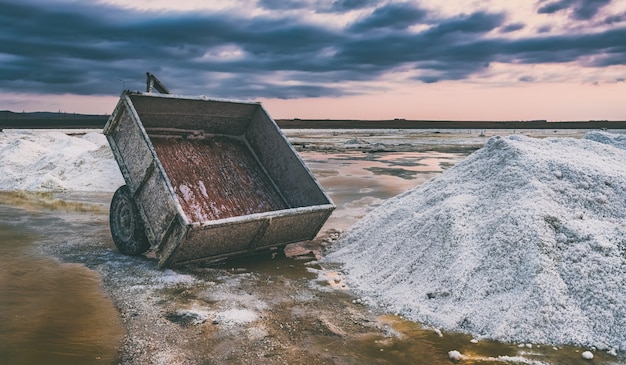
[338,315,623,365]
[0,222,124,365]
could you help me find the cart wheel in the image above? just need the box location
[110,185,150,256]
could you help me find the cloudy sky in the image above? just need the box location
[1,0,625,120]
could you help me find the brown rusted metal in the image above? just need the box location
[151,135,288,222]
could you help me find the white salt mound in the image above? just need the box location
[448,350,464,360]
[585,130,626,150]
[0,130,124,192]
[582,351,594,360]
[326,132,626,352]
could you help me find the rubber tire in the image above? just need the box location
[110,185,150,256]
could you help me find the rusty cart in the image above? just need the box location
[104,90,334,268]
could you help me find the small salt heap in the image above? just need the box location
[0,130,123,192]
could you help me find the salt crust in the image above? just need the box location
[0,130,123,192]
[326,132,626,352]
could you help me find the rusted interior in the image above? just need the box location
[150,135,289,223]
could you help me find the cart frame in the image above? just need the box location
[104,91,334,268]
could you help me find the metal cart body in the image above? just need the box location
[104,91,334,268]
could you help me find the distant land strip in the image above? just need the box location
[275,119,626,130]
[1,111,625,130]
[0,111,108,129]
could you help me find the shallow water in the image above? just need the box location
[0,215,124,364]
[302,150,468,231]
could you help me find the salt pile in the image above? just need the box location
[0,130,123,192]
[326,132,626,352]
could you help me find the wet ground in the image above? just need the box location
[0,194,124,365]
[1,129,624,364]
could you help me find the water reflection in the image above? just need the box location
[300,150,468,231]
[0,191,110,214]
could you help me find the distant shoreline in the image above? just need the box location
[275,119,626,130]
[1,111,625,130]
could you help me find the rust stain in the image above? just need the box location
[151,135,288,223]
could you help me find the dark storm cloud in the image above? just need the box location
[0,0,343,96]
[537,25,553,33]
[537,0,570,15]
[258,0,379,12]
[0,0,625,100]
[258,0,314,11]
[574,0,612,19]
[333,11,504,79]
[605,12,626,24]
[349,3,428,31]
[330,0,379,12]
[428,11,506,36]
[537,0,612,20]
[501,23,526,33]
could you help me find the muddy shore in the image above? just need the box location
[3,191,621,365]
